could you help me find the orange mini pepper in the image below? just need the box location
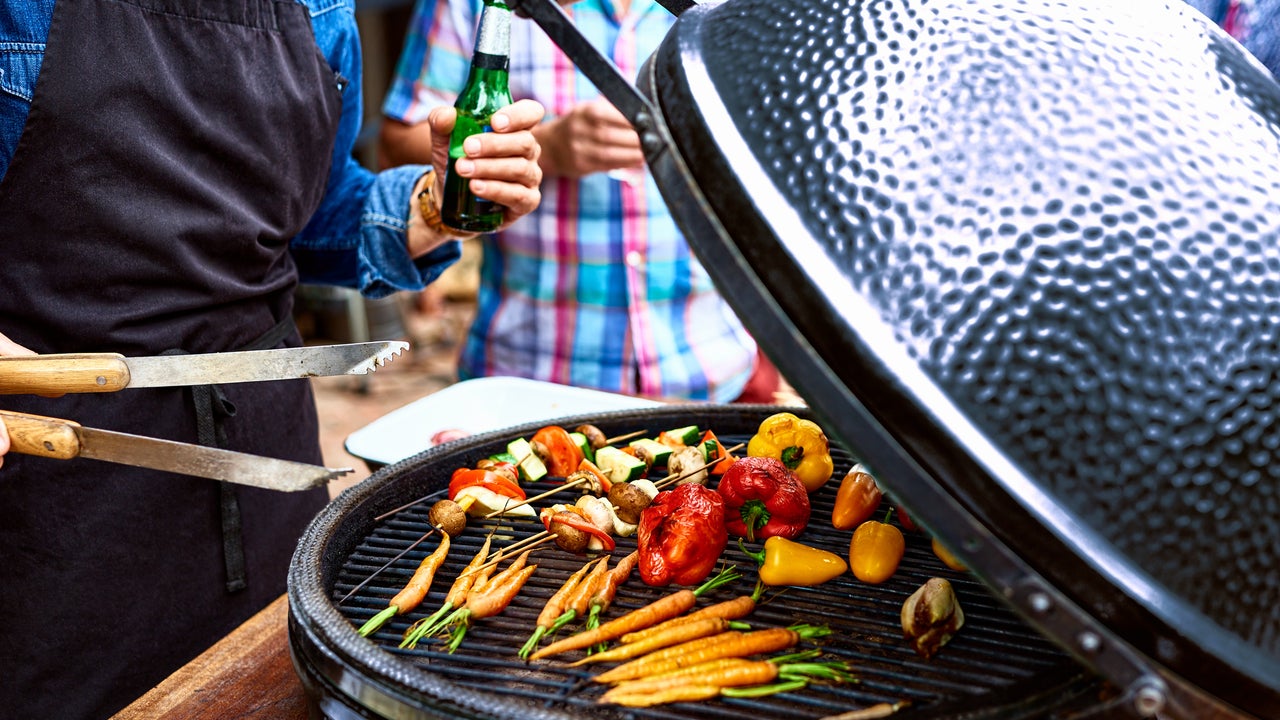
[932,537,968,571]
[848,509,905,584]
[831,463,883,531]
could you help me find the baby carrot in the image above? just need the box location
[358,532,451,637]
[600,659,779,705]
[443,551,536,653]
[400,535,492,649]
[591,624,830,685]
[570,616,732,666]
[529,566,739,661]
[619,580,763,644]
[518,560,594,660]
[584,551,640,632]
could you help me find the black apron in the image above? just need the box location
[0,1,342,717]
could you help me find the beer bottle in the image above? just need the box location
[440,0,513,233]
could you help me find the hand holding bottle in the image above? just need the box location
[407,99,545,257]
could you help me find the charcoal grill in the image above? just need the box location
[289,405,1109,719]
[292,0,1280,716]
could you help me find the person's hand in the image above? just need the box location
[406,99,545,257]
[0,331,36,471]
[534,98,645,180]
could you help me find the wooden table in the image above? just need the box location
[112,595,310,720]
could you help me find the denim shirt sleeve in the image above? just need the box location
[289,0,460,298]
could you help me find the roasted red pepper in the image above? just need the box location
[636,483,727,586]
[716,456,810,542]
[531,425,585,477]
[448,468,526,502]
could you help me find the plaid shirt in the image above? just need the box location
[384,0,756,401]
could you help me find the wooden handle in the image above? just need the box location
[0,410,83,459]
[0,353,131,394]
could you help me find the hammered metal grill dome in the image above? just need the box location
[625,0,1280,715]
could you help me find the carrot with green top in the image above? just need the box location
[591,624,830,685]
[570,615,734,666]
[583,551,640,634]
[619,580,763,645]
[441,550,536,653]
[400,535,492,649]
[599,655,854,707]
[528,566,740,661]
[518,560,594,660]
[358,531,451,637]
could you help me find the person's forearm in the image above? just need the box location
[379,118,437,170]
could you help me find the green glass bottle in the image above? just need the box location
[440,0,514,233]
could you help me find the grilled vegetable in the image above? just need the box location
[746,412,834,492]
[542,508,616,552]
[831,463,883,531]
[717,455,811,541]
[575,424,608,451]
[428,499,468,538]
[550,556,612,633]
[849,509,905,584]
[442,551,538,653]
[699,429,736,475]
[507,437,548,482]
[531,425,585,477]
[583,551,640,633]
[357,532,451,637]
[600,655,855,706]
[931,537,967,571]
[518,560,595,660]
[528,566,739,660]
[607,481,653,525]
[590,624,831,685]
[637,482,728,587]
[667,445,709,486]
[400,536,492,649]
[570,615,735,666]
[566,458,611,494]
[901,577,964,658]
[740,536,847,586]
[619,581,763,645]
[595,445,647,484]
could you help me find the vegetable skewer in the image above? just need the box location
[518,560,596,660]
[357,531,451,637]
[528,566,739,661]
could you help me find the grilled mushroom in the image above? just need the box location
[546,511,590,554]
[575,424,608,450]
[428,499,468,538]
[475,458,520,485]
[607,482,653,525]
[668,445,708,486]
[901,577,965,658]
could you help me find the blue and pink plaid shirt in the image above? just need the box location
[383,0,757,402]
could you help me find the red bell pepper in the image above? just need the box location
[715,456,810,542]
[531,425,585,477]
[636,483,727,587]
[541,508,616,551]
[448,468,526,502]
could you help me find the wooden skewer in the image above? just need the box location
[481,475,595,519]
[337,524,441,605]
[653,442,745,490]
[603,429,646,445]
[457,533,558,578]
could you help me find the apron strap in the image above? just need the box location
[163,317,299,593]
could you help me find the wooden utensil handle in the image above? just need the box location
[0,353,131,394]
[0,410,83,460]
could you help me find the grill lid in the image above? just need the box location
[507,0,1280,716]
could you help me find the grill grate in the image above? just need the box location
[320,415,1101,719]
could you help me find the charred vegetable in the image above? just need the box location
[901,577,965,658]
[637,483,728,587]
[716,456,810,541]
[428,499,468,538]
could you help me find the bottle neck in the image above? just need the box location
[472,1,511,71]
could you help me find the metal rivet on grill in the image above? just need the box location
[1131,681,1167,717]
[1078,631,1103,654]
[96,376,106,386]
[1028,591,1053,615]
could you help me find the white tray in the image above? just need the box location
[344,376,662,467]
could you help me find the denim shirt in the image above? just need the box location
[0,0,457,298]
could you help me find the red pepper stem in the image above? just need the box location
[692,566,741,597]
[739,500,771,543]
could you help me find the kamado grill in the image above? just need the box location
[288,0,1280,718]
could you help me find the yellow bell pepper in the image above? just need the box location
[746,412,834,492]
[740,537,848,586]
